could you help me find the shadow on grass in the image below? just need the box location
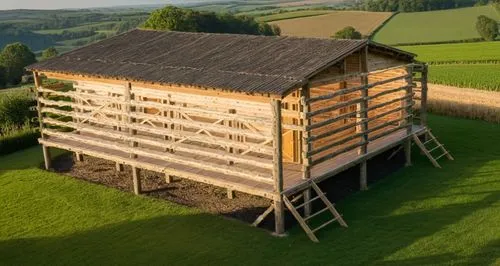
[0,190,498,265]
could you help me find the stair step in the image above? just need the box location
[428,144,443,153]
[295,193,324,209]
[304,207,329,221]
[435,152,448,160]
[312,218,338,233]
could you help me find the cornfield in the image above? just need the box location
[428,64,500,91]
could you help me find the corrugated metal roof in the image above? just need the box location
[28,29,411,96]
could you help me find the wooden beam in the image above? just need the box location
[42,145,51,170]
[227,189,235,199]
[271,99,285,235]
[404,65,414,167]
[299,84,312,217]
[75,152,84,162]
[420,64,429,128]
[132,167,141,195]
[116,162,124,172]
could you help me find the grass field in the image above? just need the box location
[372,5,500,45]
[33,22,118,34]
[429,64,500,91]
[398,42,500,64]
[1,115,499,265]
[269,11,392,38]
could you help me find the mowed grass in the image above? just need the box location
[398,41,500,63]
[373,5,500,45]
[257,10,332,22]
[429,64,500,91]
[1,115,500,265]
[269,11,392,38]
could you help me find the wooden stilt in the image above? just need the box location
[42,145,51,170]
[132,167,141,195]
[75,152,83,162]
[165,174,173,183]
[272,99,285,235]
[360,161,368,190]
[273,198,285,235]
[227,189,235,199]
[404,138,412,167]
[116,162,124,172]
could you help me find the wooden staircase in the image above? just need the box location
[413,128,453,168]
[283,180,347,242]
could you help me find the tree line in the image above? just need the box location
[357,0,493,12]
[143,6,281,36]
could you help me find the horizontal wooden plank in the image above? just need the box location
[43,129,274,184]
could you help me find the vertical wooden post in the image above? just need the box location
[125,82,137,159]
[75,153,84,162]
[420,64,428,128]
[116,162,124,172]
[227,189,235,199]
[359,47,369,191]
[225,109,236,165]
[34,72,52,170]
[165,173,173,183]
[42,145,51,170]
[272,99,285,235]
[404,65,414,167]
[132,167,141,195]
[299,84,312,217]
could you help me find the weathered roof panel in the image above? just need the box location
[28,29,412,96]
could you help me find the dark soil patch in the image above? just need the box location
[50,145,406,232]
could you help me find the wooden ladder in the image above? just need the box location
[283,181,347,242]
[413,128,454,168]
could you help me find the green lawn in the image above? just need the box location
[398,41,500,64]
[373,5,500,45]
[1,115,499,265]
[429,64,500,91]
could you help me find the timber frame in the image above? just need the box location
[30,31,431,237]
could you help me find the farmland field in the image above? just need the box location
[429,64,500,91]
[398,42,500,64]
[269,11,392,38]
[372,5,500,45]
[257,10,332,22]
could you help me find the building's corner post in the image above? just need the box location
[404,65,414,167]
[299,84,312,217]
[34,72,51,170]
[359,46,369,190]
[420,64,429,129]
[272,98,285,236]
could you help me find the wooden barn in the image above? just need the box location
[27,29,452,242]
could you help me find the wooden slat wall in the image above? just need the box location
[39,80,281,185]
[303,55,412,166]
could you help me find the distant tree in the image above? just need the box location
[143,6,198,32]
[0,43,36,85]
[333,26,363,39]
[475,15,499,41]
[41,47,58,60]
[143,5,280,36]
